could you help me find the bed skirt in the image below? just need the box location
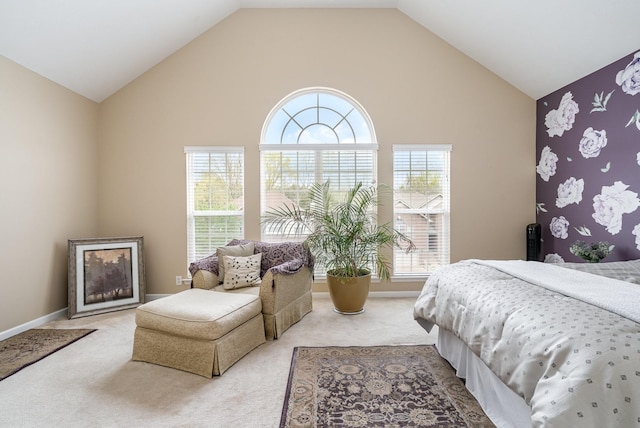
[437,329,531,428]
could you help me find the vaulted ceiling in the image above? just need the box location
[1,0,638,102]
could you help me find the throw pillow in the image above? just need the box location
[222,253,262,290]
[216,242,255,283]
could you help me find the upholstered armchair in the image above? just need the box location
[188,239,314,340]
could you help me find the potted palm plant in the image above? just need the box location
[262,181,414,314]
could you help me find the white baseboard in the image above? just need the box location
[0,294,170,341]
[0,308,67,341]
[148,292,420,299]
[369,291,420,298]
[145,294,170,301]
[1,292,418,341]
[312,291,420,298]
[146,292,420,300]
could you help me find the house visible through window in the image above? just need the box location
[185,146,244,263]
[393,145,451,275]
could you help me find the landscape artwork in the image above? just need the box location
[83,247,133,304]
[68,236,145,318]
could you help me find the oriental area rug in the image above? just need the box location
[280,345,494,428]
[0,328,96,381]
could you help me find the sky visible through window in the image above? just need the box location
[264,92,373,145]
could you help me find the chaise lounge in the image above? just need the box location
[188,239,314,340]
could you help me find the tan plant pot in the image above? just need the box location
[326,272,371,314]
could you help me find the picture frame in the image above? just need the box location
[68,236,145,319]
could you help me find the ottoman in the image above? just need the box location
[132,288,265,377]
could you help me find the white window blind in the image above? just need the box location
[260,147,377,242]
[393,144,451,275]
[185,146,244,264]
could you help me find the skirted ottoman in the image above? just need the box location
[132,288,265,377]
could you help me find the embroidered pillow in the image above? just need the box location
[216,242,255,283]
[222,253,262,290]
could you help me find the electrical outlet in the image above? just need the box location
[175,275,182,286]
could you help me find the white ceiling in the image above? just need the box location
[1,0,639,102]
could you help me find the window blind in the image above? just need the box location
[259,147,377,242]
[185,146,244,264]
[393,144,451,276]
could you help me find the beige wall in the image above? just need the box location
[0,56,99,332]
[99,9,536,295]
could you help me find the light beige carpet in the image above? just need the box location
[0,328,96,381]
[0,296,438,428]
[280,345,494,428]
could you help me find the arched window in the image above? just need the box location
[260,87,378,241]
[262,88,375,146]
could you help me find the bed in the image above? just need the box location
[413,259,640,428]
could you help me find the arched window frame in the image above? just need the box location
[260,87,377,148]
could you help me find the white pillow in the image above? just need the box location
[216,242,255,283]
[222,253,262,290]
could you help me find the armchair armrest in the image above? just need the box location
[260,266,313,313]
[268,258,304,276]
[260,266,313,339]
[189,254,220,289]
[192,269,220,290]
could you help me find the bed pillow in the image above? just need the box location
[216,242,255,283]
[222,253,262,290]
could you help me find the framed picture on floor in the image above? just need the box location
[68,236,145,319]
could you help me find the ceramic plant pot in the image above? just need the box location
[326,271,371,314]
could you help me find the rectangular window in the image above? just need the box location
[260,145,376,277]
[393,145,451,276]
[185,147,244,263]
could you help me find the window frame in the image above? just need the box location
[185,146,245,266]
[392,144,451,278]
[259,88,378,277]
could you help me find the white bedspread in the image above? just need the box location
[413,260,640,428]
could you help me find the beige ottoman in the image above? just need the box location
[132,288,265,377]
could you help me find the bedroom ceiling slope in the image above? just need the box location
[0,0,638,103]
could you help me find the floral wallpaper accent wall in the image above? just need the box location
[536,50,640,262]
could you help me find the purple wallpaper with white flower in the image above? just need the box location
[536,50,640,263]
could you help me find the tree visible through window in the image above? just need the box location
[185,147,244,262]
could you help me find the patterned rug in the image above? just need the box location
[0,329,96,381]
[280,345,494,427]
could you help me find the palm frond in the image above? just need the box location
[262,180,414,279]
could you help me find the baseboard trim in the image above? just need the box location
[145,294,170,301]
[0,294,169,341]
[312,291,420,298]
[369,291,420,298]
[0,308,67,341]
[144,292,420,300]
[1,292,418,340]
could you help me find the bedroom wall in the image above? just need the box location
[98,8,535,294]
[536,50,640,262]
[0,55,99,332]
